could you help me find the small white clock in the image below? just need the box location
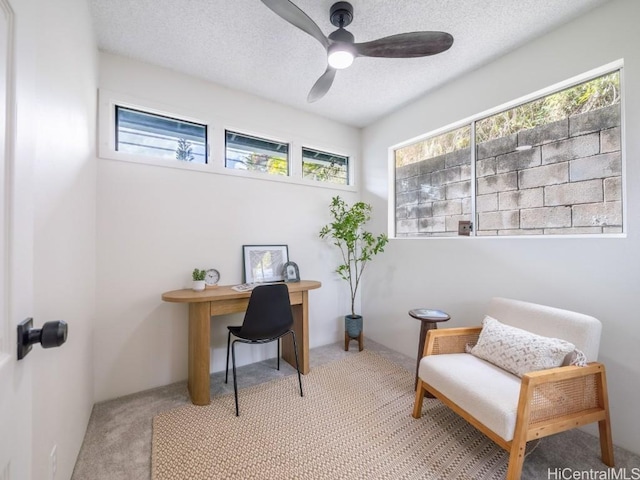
[204,268,220,287]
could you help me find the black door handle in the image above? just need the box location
[17,318,68,360]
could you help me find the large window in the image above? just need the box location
[393,67,622,238]
[225,130,289,176]
[116,106,208,164]
[302,147,349,185]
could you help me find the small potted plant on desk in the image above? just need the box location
[319,196,388,351]
[192,268,206,292]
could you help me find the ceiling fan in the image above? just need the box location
[261,0,454,102]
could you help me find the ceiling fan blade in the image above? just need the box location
[355,31,454,58]
[261,0,329,50]
[307,67,336,103]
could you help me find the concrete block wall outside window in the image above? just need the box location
[394,68,622,238]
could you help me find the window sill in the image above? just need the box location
[390,233,627,240]
[98,153,358,193]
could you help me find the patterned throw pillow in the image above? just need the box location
[470,316,577,377]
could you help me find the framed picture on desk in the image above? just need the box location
[283,261,300,283]
[243,244,289,283]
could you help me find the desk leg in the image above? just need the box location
[188,302,211,405]
[282,290,310,374]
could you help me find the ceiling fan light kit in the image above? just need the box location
[328,45,354,69]
[327,21,356,69]
[261,0,454,102]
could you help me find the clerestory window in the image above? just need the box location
[302,147,349,185]
[225,130,289,177]
[115,106,208,164]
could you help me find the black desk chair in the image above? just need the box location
[225,283,304,416]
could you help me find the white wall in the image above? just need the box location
[30,0,97,478]
[95,53,361,401]
[362,0,640,455]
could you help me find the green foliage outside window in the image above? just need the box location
[395,71,620,167]
[303,162,347,184]
[242,153,288,176]
[476,72,619,143]
[176,138,195,161]
[395,126,470,167]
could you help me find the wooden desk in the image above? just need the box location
[162,280,321,406]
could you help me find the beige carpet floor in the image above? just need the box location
[152,350,511,480]
[73,341,640,480]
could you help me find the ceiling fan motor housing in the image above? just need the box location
[328,28,354,43]
[330,2,353,28]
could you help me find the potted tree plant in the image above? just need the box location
[319,196,388,351]
[192,268,206,291]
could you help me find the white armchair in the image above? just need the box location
[412,298,614,479]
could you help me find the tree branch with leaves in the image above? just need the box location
[176,138,194,161]
[319,196,388,316]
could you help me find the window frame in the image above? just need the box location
[99,90,212,171]
[388,59,626,240]
[301,146,350,186]
[224,129,290,177]
[98,89,358,192]
[115,105,209,165]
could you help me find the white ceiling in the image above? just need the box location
[89,0,608,128]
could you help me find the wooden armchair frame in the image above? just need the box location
[412,327,614,480]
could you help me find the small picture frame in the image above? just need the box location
[243,245,289,283]
[282,261,300,283]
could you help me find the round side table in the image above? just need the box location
[409,308,450,390]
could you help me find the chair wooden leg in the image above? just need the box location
[507,408,530,480]
[412,379,426,418]
[598,368,614,466]
[277,338,280,371]
[506,438,527,480]
[599,418,614,467]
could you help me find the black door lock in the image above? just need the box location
[17,318,68,360]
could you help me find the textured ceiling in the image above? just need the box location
[89,0,608,128]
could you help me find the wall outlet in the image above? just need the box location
[458,221,473,236]
[49,445,57,480]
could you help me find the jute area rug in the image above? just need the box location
[152,350,509,479]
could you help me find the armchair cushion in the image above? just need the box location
[470,316,577,377]
[418,353,521,441]
[487,298,601,361]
